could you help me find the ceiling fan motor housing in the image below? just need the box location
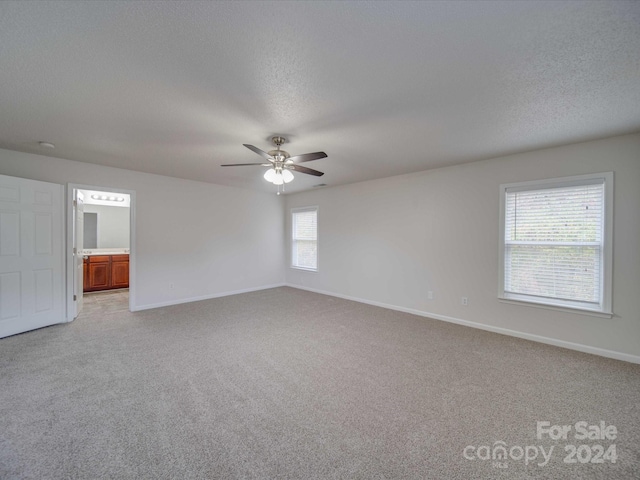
[269,136,290,161]
[268,150,290,160]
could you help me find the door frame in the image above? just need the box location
[73,189,85,318]
[66,183,136,320]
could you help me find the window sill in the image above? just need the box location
[498,297,613,318]
[290,266,318,273]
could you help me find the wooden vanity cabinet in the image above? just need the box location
[83,254,129,292]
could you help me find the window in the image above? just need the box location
[291,207,318,271]
[499,173,613,315]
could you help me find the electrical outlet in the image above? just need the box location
[461,297,468,306]
[428,291,434,300]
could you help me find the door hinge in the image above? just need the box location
[73,200,77,207]
[73,247,77,254]
[73,294,77,301]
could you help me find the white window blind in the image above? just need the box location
[500,174,612,313]
[292,207,318,271]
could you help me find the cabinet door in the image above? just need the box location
[111,259,129,288]
[89,262,110,290]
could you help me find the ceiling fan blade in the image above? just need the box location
[289,164,324,176]
[243,144,274,161]
[220,163,269,167]
[288,151,327,163]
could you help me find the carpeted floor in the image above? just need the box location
[1,287,639,479]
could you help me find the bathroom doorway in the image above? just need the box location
[67,184,136,320]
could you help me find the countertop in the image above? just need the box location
[82,249,129,256]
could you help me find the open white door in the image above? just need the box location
[73,190,84,318]
[0,174,65,338]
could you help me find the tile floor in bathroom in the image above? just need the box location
[79,289,129,318]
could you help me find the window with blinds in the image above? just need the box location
[499,173,613,314]
[291,207,318,271]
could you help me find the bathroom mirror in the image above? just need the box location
[83,206,130,249]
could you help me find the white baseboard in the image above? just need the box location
[286,284,640,365]
[133,283,286,312]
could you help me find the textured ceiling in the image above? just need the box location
[1,1,639,194]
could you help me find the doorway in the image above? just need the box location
[67,184,136,320]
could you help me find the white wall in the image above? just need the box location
[285,133,640,360]
[2,133,638,360]
[0,148,285,310]
[83,204,130,248]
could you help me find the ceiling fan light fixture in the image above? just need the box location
[272,173,284,185]
[264,167,294,185]
[282,169,294,183]
[263,168,277,182]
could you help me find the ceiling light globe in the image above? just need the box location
[282,169,294,183]
[273,173,284,185]
[263,169,277,182]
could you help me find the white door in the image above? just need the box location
[0,174,65,338]
[73,190,84,318]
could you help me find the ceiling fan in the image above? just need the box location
[221,136,327,194]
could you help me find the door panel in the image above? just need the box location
[89,262,110,289]
[0,212,20,255]
[0,272,21,319]
[0,174,64,338]
[35,213,53,255]
[35,269,54,312]
[111,260,129,288]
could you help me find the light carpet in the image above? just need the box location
[1,287,639,479]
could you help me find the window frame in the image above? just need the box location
[498,172,613,317]
[291,206,319,272]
